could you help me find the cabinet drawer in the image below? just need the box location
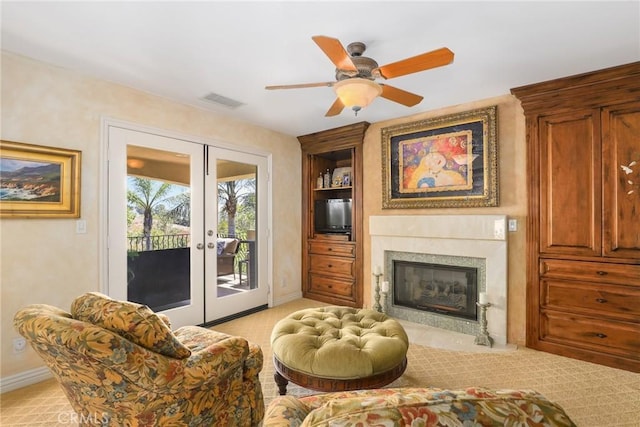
[540,259,640,285]
[541,279,640,320]
[309,255,354,277]
[309,274,354,298]
[541,311,640,358]
[309,241,355,257]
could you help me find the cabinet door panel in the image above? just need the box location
[539,110,601,256]
[602,102,640,258]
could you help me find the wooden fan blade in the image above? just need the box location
[312,35,358,72]
[376,47,454,79]
[325,98,345,117]
[380,84,424,107]
[265,82,334,90]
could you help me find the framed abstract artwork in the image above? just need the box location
[0,140,81,218]
[381,106,498,208]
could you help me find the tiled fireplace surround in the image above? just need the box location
[370,215,508,346]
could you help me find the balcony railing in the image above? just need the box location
[128,234,190,252]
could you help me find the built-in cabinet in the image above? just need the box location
[512,63,640,372]
[298,122,369,307]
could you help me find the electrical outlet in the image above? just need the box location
[13,337,26,353]
[508,219,518,232]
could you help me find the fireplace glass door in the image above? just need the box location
[393,260,478,321]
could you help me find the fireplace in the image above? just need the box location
[370,215,507,345]
[393,260,478,321]
[383,249,487,337]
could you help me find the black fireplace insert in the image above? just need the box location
[393,260,478,321]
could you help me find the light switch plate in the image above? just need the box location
[76,219,87,234]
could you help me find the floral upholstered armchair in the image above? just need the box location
[13,292,264,426]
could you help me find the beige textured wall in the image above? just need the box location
[0,52,302,378]
[361,95,528,345]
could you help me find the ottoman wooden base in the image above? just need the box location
[274,355,407,395]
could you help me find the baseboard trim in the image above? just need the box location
[202,304,269,327]
[0,366,52,394]
[273,291,303,306]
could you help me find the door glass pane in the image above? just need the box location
[126,145,192,311]
[216,159,257,297]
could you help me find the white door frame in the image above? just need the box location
[100,118,273,324]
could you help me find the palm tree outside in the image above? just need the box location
[218,178,255,238]
[127,177,177,250]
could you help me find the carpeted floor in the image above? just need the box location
[2,298,639,426]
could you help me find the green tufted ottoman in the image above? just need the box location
[270,306,409,395]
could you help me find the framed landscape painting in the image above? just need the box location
[0,140,81,218]
[381,106,498,209]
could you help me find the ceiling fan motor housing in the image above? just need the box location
[335,55,379,81]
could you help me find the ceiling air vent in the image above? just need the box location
[201,92,245,109]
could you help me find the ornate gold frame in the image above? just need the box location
[1,140,81,218]
[381,106,498,208]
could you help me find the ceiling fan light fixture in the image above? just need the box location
[333,78,382,114]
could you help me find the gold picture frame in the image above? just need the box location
[382,106,498,209]
[0,140,81,218]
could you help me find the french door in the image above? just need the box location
[205,147,269,321]
[106,123,269,328]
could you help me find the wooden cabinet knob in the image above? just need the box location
[595,333,607,339]
[596,271,608,276]
[596,298,608,303]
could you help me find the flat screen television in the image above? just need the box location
[314,198,352,234]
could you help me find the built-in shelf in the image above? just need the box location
[298,122,369,308]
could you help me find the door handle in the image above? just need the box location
[196,243,205,250]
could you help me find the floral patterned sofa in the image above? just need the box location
[263,387,576,427]
[13,292,264,426]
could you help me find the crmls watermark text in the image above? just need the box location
[58,412,110,425]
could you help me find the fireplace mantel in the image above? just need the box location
[370,215,508,345]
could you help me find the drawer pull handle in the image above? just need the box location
[595,333,607,339]
[596,298,608,304]
[596,271,608,276]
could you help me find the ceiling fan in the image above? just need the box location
[265,35,454,117]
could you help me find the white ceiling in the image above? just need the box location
[2,1,639,137]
